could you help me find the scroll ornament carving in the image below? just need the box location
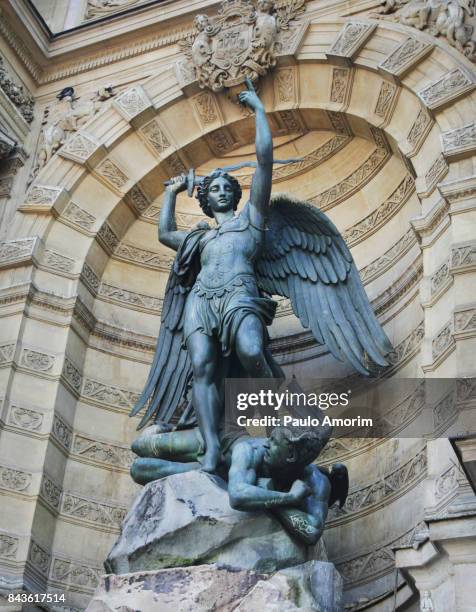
[72,434,134,469]
[430,260,450,295]
[179,0,305,92]
[95,159,128,189]
[451,242,476,267]
[432,322,453,359]
[0,343,15,363]
[379,0,476,62]
[81,263,100,293]
[206,128,237,155]
[328,448,426,521]
[82,378,140,411]
[374,81,398,117]
[359,230,416,284]
[86,0,142,20]
[0,534,18,559]
[419,68,474,108]
[442,122,476,155]
[97,222,120,252]
[379,36,432,75]
[52,557,100,590]
[99,283,163,312]
[0,466,31,491]
[311,145,391,212]
[454,307,476,331]
[407,108,432,149]
[62,494,127,528]
[25,185,63,206]
[192,92,219,125]
[341,175,414,246]
[435,462,462,499]
[62,202,96,231]
[387,321,425,366]
[328,22,375,57]
[29,541,50,575]
[63,358,83,393]
[8,405,43,431]
[0,57,34,123]
[0,238,35,265]
[275,68,295,102]
[126,185,150,215]
[114,86,151,119]
[20,349,55,372]
[41,475,62,510]
[330,68,351,104]
[43,250,75,273]
[140,120,171,156]
[115,242,175,270]
[52,415,73,450]
[31,87,115,179]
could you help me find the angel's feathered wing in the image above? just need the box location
[129,230,204,429]
[256,194,392,374]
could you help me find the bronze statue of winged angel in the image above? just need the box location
[130,81,392,474]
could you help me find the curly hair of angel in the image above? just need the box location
[196,169,242,218]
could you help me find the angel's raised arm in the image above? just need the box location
[159,174,189,251]
[238,80,273,230]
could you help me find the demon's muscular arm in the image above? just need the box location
[238,81,273,230]
[158,175,189,251]
[228,445,331,546]
[271,466,331,546]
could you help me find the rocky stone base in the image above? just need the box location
[86,561,343,612]
[106,471,318,574]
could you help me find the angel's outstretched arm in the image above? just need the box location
[159,174,189,251]
[238,81,273,229]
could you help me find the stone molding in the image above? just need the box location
[418,68,475,111]
[326,21,376,63]
[405,108,433,156]
[374,79,399,123]
[336,523,426,588]
[71,432,134,472]
[113,85,154,127]
[236,132,352,188]
[58,132,104,166]
[441,122,476,158]
[0,237,38,269]
[327,445,427,526]
[61,493,127,532]
[342,174,415,247]
[49,555,101,595]
[0,532,19,561]
[378,36,433,80]
[0,464,32,493]
[20,185,69,214]
[359,229,417,285]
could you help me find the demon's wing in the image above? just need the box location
[256,194,392,374]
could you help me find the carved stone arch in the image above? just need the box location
[1,16,475,608]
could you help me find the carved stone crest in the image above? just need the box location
[179,0,305,92]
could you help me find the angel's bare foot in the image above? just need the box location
[200,445,224,473]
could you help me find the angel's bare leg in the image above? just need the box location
[235,315,274,378]
[187,331,223,473]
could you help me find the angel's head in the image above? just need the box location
[196,169,242,218]
[263,424,331,470]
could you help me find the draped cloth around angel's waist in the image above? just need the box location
[183,272,277,356]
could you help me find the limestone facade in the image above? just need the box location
[0,0,475,610]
